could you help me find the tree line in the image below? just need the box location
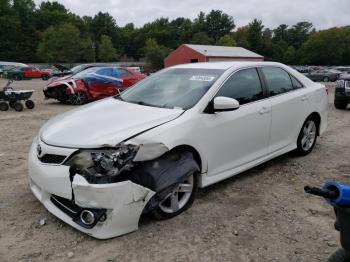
[1,0,350,69]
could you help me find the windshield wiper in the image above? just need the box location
[131,100,163,108]
[115,97,172,109]
[114,95,124,101]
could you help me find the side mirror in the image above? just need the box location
[213,96,240,112]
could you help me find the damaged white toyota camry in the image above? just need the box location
[28,62,328,239]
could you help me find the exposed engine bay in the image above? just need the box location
[65,143,199,194]
[65,144,140,184]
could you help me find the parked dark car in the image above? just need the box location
[335,66,350,75]
[335,74,350,109]
[303,69,341,82]
[293,66,309,74]
[0,62,28,77]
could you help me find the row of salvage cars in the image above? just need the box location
[29,61,329,239]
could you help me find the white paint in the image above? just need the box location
[39,99,184,148]
[28,61,328,238]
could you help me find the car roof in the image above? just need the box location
[0,62,28,67]
[86,66,121,70]
[79,63,120,67]
[171,61,287,70]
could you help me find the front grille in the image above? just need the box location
[44,86,67,100]
[346,81,350,92]
[39,154,66,164]
[51,195,81,217]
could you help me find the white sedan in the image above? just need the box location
[28,61,328,239]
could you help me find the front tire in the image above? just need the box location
[152,172,197,220]
[296,116,318,155]
[323,76,329,82]
[334,99,348,110]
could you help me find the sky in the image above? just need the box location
[34,0,350,30]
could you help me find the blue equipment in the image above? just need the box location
[304,181,350,207]
[305,181,350,261]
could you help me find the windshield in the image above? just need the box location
[73,67,98,78]
[120,68,224,109]
[70,65,85,75]
[73,67,117,79]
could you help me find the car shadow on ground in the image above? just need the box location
[140,150,301,227]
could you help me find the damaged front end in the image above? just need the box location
[28,140,199,239]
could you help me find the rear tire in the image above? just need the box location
[13,102,23,112]
[41,74,49,80]
[25,100,35,109]
[323,76,329,82]
[69,92,88,105]
[14,75,22,81]
[328,248,350,262]
[152,171,198,220]
[0,102,9,111]
[296,116,318,155]
[334,99,348,110]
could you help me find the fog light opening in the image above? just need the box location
[99,213,107,222]
[80,210,95,225]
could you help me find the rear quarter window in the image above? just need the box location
[290,75,304,89]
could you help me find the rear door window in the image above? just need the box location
[261,67,293,96]
[96,68,113,77]
[112,68,130,78]
[119,69,131,77]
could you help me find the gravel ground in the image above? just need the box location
[0,79,349,262]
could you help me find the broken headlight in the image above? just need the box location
[65,144,139,183]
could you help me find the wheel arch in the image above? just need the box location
[307,112,321,136]
[168,145,203,172]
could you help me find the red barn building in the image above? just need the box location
[164,44,264,68]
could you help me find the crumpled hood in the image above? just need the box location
[40,98,184,148]
[46,75,75,88]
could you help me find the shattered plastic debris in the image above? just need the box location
[130,151,199,193]
[39,218,46,226]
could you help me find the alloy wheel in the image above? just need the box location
[70,92,87,105]
[301,120,316,151]
[159,175,194,214]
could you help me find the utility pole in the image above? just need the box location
[92,42,96,63]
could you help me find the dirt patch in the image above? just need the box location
[0,79,349,262]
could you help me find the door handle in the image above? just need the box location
[259,107,270,115]
[301,95,309,101]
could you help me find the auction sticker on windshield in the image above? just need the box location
[189,75,216,82]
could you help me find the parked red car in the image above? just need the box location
[43,67,146,105]
[6,66,51,80]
